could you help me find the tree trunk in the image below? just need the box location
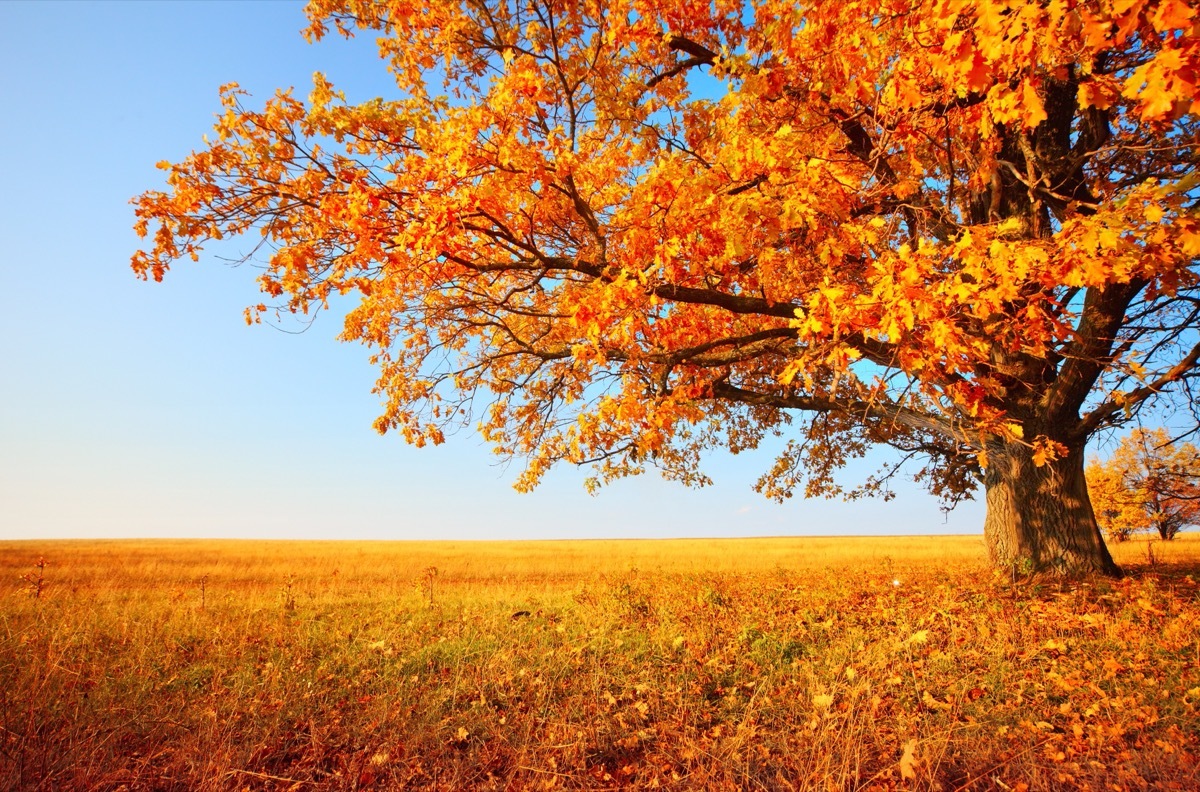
[983,440,1121,577]
[1155,519,1180,541]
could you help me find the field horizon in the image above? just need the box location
[4,535,1198,790]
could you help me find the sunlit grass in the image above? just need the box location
[2,535,1198,790]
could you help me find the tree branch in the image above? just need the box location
[709,379,956,440]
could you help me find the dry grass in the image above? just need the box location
[2,535,1198,790]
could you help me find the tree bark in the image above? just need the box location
[983,440,1121,577]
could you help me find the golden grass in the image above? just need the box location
[2,535,1198,790]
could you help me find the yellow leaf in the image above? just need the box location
[922,690,952,711]
[1137,598,1165,615]
[1043,638,1068,654]
[996,216,1024,235]
[1031,436,1068,467]
[1078,79,1118,111]
[899,739,918,780]
[1022,80,1047,127]
[779,360,806,386]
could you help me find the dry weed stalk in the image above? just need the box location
[280,573,297,612]
[424,566,438,606]
[20,556,45,600]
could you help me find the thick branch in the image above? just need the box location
[665,35,718,63]
[710,379,956,441]
[1045,281,1144,427]
[657,327,797,366]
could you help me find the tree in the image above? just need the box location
[1088,428,1200,541]
[1085,459,1145,542]
[132,0,1200,577]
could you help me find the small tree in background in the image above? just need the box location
[1086,457,1148,542]
[1088,428,1200,541]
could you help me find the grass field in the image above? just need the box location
[2,535,1198,791]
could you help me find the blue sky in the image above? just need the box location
[0,0,985,540]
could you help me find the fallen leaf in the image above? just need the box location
[922,690,952,711]
[900,739,918,780]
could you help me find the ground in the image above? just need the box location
[3,535,1199,790]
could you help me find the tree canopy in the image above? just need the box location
[133,0,1200,575]
[1088,428,1200,541]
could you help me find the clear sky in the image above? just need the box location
[0,0,986,541]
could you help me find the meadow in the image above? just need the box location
[2,535,1198,791]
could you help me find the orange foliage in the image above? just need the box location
[1088,428,1200,541]
[132,0,1200,569]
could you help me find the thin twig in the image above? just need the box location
[225,768,314,785]
[516,765,576,778]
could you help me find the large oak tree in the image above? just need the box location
[134,0,1200,576]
